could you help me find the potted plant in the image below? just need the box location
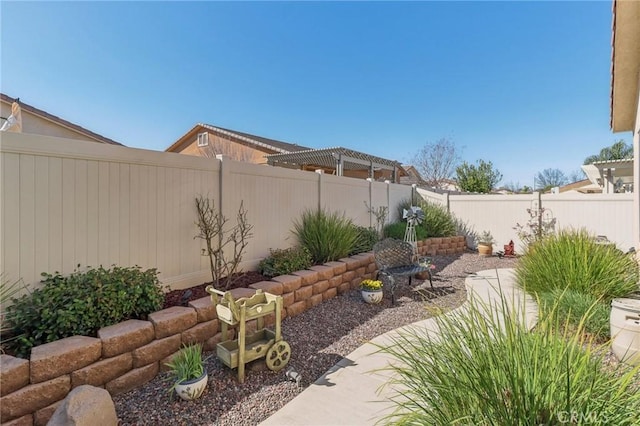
[165,343,209,401]
[476,231,495,257]
[415,257,436,280]
[360,279,384,304]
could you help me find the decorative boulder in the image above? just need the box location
[47,385,117,426]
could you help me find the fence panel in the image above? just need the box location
[220,159,320,269]
[387,183,413,223]
[1,133,219,294]
[543,193,634,251]
[321,174,371,226]
[417,188,634,253]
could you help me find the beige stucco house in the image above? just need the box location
[610,0,640,253]
[0,93,122,145]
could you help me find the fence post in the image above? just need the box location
[316,169,323,211]
[533,191,542,236]
[367,178,373,229]
[386,180,391,224]
[215,155,226,215]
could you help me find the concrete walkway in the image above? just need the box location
[260,268,538,426]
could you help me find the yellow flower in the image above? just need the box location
[360,279,383,291]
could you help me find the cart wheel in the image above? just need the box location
[266,341,291,372]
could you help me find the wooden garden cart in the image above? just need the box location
[205,286,290,383]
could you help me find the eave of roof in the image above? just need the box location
[610,0,640,132]
[0,93,124,145]
[591,157,633,166]
[165,123,309,154]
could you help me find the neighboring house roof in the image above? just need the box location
[610,0,640,132]
[266,146,405,175]
[166,123,310,154]
[400,165,427,186]
[558,179,602,194]
[0,93,123,145]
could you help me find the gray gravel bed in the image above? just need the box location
[113,253,518,425]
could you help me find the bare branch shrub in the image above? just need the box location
[195,196,254,290]
[364,201,388,238]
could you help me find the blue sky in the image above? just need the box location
[1,1,630,188]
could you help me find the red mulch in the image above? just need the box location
[162,271,269,309]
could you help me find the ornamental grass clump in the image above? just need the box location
[383,222,428,240]
[397,198,457,238]
[378,291,640,425]
[350,225,379,255]
[292,209,358,264]
[515,228,639,339]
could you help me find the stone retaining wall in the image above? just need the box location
[417,235,467,256]
[0,252,378,426]
[0,236,467,425]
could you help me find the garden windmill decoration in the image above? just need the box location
[403,206,424,255]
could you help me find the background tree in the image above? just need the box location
[411,138,461,189]
[568,169,586,183]
[503,182,533,194]
[456,160,502,193]
[583,140,632,164]
[503,181,522,193]
[534,168,568,191]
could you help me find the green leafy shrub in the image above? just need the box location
[396,198,457,238]
[378,292,640,425]
[350,226,379,255]
[383,221,428,240]
[515,229,639,340]
[258,246,313,278]
[292,209,358,264]
[7,265,164,358]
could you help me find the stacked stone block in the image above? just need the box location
[0,251,378,425]
[417,235,467,256]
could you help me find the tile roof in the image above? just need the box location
[0,93,123,145]
[201,124,310,153]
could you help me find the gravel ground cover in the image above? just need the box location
[114,252,518,425]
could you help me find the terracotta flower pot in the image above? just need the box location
[415,271,431,280]
[478,243,493,257]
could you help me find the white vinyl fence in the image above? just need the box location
[3,132,632,298]
[1,132,411,295]
[417,188,634,253]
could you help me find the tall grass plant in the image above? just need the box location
[515,229,639,340]
[378,290,640,425]
[515,229,639,302]
[397,198,457,237]
[292,209,358,264]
